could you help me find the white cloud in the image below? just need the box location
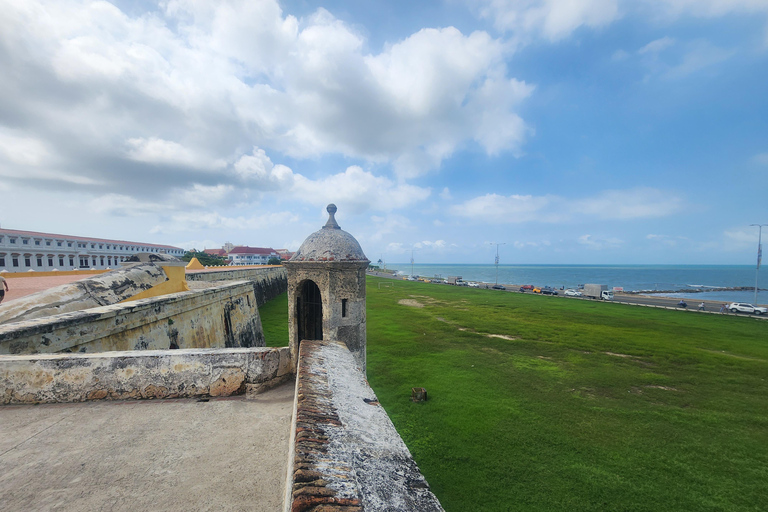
[573,187,683,219]
[126,138,227,170]
[753,153,768,165]
[723,227,761,248]
[472,0,620,41]
[0,131,52,166]
[451,187,684,224]
[578,234,624,249]
[638,36,675,54]
[450,193,558,223]
[0,0,533,197]
[151,210,300,235]
[291,166,431,213]
[233,148,295,190]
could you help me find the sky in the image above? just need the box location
[0,0,767,265]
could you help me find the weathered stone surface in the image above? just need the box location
[285,206,369,372]
[0,263,170,325]
[0,346,292,405]
[186,266,287,307]
[0,281,264,355]
[287,340,443,512]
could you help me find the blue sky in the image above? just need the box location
[0,0,766,265]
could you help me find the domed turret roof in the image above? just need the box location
[290,204,368,262]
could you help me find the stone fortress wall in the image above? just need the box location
[0,281,263,355]
[0,211,443,511]
[186,265,287,306]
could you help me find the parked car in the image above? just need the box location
[492,284,506,290]
[520,285,534,291]
[468,282,480,288]
[533,287,542,293]
[407,275,418,281]
[728,302,767,315]
[564,289,582,297]
[519,286,528,292]
[541,287,558,295]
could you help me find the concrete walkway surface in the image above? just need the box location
[0,380,295,512]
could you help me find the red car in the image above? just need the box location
[519,285,534,291]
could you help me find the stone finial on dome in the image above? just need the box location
[324,204,340,230]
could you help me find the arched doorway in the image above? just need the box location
[296,280,323,343]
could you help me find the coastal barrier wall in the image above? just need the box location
[0,281,264,355]
[0,346,292,405]
[186,266,287,306]
[286,339,444,512]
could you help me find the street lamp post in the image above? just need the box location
[489,242,506,285]
[751,224,766,305]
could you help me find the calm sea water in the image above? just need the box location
[384,264,766,305]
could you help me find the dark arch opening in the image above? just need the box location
[297,280,323,343]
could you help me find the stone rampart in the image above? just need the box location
[0,346,291,405]
[187,266,287,306]
[286,339,443,512]
[0,281,264,355]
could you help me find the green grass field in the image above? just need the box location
[260,278,768,511]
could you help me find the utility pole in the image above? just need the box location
[410,248,416,278]
[751,224,766,305]
[489,242,506,285]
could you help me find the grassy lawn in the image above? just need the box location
[258,278,768,511]
[259,291,288,347]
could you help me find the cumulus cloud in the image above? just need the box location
[0,0,532,204]
[291,166,432,213]
[126,138,227,170]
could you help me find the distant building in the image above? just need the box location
[228,246,278,266]
[203,248,228,258]
[276,249,295,261]
[0,228,184,272]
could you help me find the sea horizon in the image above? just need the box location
[381,263,766,305]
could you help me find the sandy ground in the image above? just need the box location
[0,380,295,512]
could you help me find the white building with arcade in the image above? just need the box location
[0,228,184,272]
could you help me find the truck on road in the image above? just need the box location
[583,284,614,300]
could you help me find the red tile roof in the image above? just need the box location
[228,246,277,255]
[0,228,182,250]
[203,248,228,256]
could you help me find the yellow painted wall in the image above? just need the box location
[122,265,189,303]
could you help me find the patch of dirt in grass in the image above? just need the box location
[604,351,655,367]
[399,299,424,308]
[645,385,678,391]
[487,334,519,341]
[699,348,766,362]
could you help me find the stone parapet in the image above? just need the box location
[0,346,292,405]
[186,266,287,306]
[0,281,264,355]
[287,339,443,512]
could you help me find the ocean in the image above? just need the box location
[383,264,766,306]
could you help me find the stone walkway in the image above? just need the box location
[0,380,295,511]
